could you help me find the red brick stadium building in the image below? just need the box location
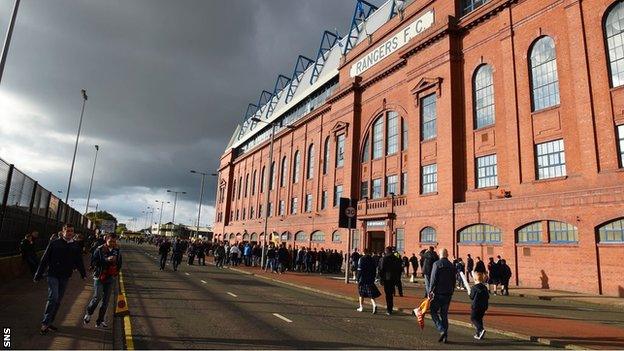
[214,0,624,296]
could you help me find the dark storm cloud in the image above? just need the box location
[0,0,373,224]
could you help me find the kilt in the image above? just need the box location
[358,282,381,299]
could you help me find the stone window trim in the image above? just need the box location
[411,77,443,107]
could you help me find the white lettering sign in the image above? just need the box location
[350,10,435,77]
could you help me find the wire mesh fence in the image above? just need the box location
[0,157,95,256]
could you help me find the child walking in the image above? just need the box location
[469,271,489,340]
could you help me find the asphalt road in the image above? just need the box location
[121,243,553,350]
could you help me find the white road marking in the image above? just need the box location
[227,292,237,297]
[185,272,190,276]
[201,280,207,284]
[272,313,292,323]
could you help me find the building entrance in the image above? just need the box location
[368,231,386,254]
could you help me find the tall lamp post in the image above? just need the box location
[0,0,20,86]
[166,190,186,223]
[155,199,170,236]
[65,89,88,205]
[85,144,99,214]
[251,117,295,268]
[190,170,208,237]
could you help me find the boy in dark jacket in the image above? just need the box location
[469,271,490,340]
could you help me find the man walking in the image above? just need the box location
[378,246,403,315]
[429,248,456,343]
[466,254,474,283]
[171,238,184,271]
[34,224,86,335]
[421,246,439,297]
[83,233,122,328]
[158,239,171,271]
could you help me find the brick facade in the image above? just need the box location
[214,0,624,296]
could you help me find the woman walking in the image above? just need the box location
[356,249,380,313]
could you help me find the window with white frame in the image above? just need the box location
[598,218,624,243]
[371,178,382,199]
[536,139,566,180]
[421,164,437,194]
[293,151,300,183]
[618,125,624,167]
[280,157,288,187]
[605,2,624,88]
[548,221,578,243]
[279,200,285,216]
[336,134,345,167]
[529,36,560,111]
[461,0,489,15]
[476,154,498,188]
[402,118,408,151]
[307,144,315,179]
[401,172,408,195]
[386,174,398,197]
[420,94,437,141]
[321,190,328,210]
[386,111,399,155]
[290,197,298,215]
[305,193,312,213]
[333,185,343,207]
[323,137,330,174]
[474,64,495,129]
[372,118,384,159]
[395,228,405,253]
[420,227,436,243]
[459,224,502,243]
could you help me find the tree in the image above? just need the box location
[116,223,128,234]
[85,211,117,229]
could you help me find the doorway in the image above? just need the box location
[368,231,386,254]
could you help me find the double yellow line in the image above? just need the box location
[118,272,135,350]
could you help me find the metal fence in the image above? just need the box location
[0,158,95,256]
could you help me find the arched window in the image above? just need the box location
[323,137,330,175]
[549,221,578,243]
[307,144,315,179]
[252,170,257,195]
[229,233,235,240]
[295,231,307,242]
[598,218,624,243]
[332,230,341,242]
[260,166,265,193]
[459,224,502,244]
[362,134,370,162]
[243,233,250,241]
[372,117,384,159]
[250,233,258,242]
[280,156,288,187]
[517,222,542,243]
[386,111,399,155]
[473,64,495,129]
[529,36,560,111]
[420,227,437,243]
[311,231,325,242]
[281,232,291,242]
[293,151,300,183]
[605,2,624,87]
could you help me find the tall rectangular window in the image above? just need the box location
[387,111,399,155]
[336,134,345,167]
[267,202,273,217]
[305,194,312,213]
[421,164,437,194]
[351,229,360,250]
[395,228,405,254]
[420,94,437,141]
[401,172,408,195]
[321,190,328,210]
[279,200,285,216]
[386,174,398,196]
[402,118,408,151]
[333,185,343,207]
[290,197,298,215]
[373,118,384,159]
[476,154,498,188]
[360,181,369,199]
[372,178,382,199]
[618,125,624,167]
[536,139,566,180]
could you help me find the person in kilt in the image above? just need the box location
[356,249,380,314]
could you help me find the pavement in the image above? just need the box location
[126,243,553,349]
[0,256,116,350]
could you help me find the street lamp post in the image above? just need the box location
[190,170,209,237]
[155,200,170,236]
[166,190,186,223]
[85,145,99,214]
[251,117,295,268]
[65,89,88,205]
[0,0,20,86]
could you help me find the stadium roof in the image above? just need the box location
[227,0,411,151]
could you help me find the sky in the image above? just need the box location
[0,0,378,229]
